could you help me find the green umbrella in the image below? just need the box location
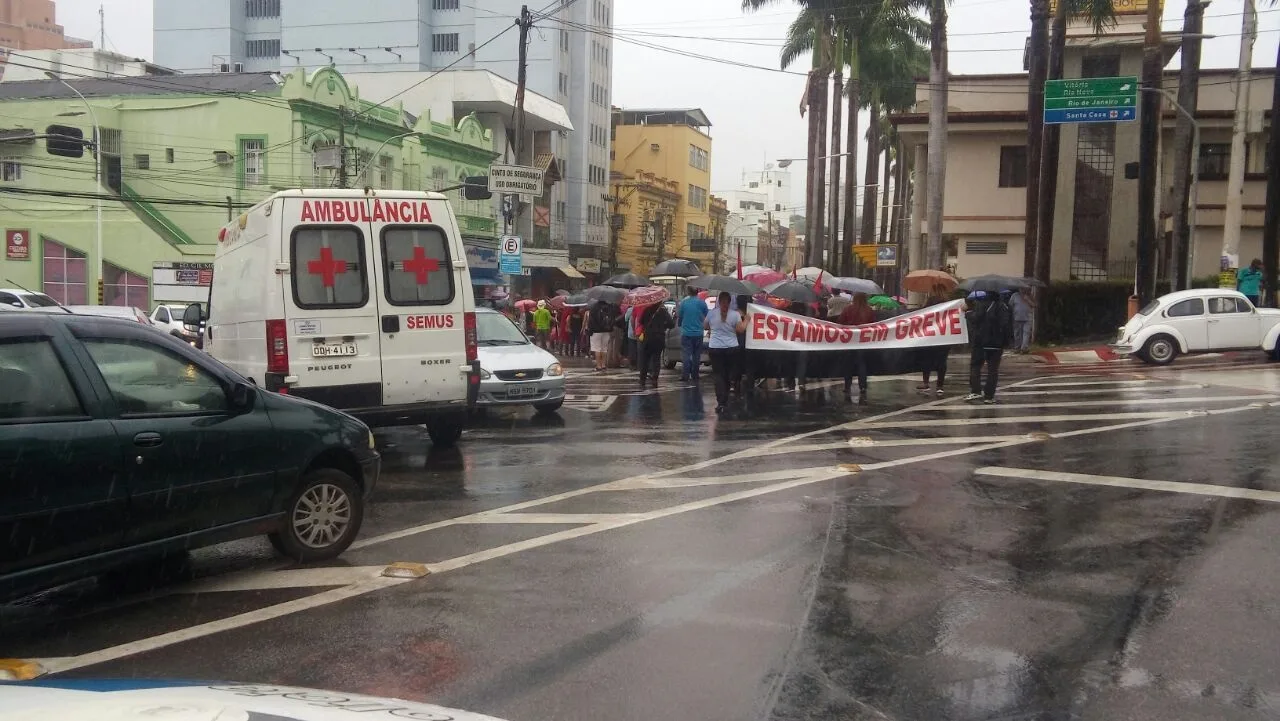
[868,295,900,310]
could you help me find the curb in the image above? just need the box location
[1031,347,1124,365]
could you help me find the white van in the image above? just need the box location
[202,189,479,447]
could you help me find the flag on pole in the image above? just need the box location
[814,269,824,293]
[736,245,743,279]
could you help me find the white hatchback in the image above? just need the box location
[475,308,566,413]
[1112,288,1280,365]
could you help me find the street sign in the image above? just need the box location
[499,234,523,275]
[489,164,544,196]
[5,229,29,260]
[876,245,898,268]
[1044,76,1138,125]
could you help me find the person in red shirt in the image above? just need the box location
[838,293,876,402]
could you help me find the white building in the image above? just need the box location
[0,48,176,82]
[153,0,614,253]
[720,164,792,268]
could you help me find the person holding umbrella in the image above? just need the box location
[964,290,1014,403]
[837,293,876,403]
[705,291,747,413]
[917,287,952,396]
[587,299,614,371]
[637,301,674,388]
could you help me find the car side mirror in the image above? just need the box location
[182,304,204,326]
[229,380,256,411]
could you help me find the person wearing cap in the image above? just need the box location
[533,299,552,349]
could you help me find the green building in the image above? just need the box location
[0,66,497,306]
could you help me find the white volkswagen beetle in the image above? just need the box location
[1112,288,1280,365]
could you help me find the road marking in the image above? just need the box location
[856,412,1185,429]
[460,513,640,524]
[996,385,1206,396]
[974,467,1280,504]
[561,394,617,412]
[606,466,835,490]
[1016,379,1157,388]
[921,395,1273,410]
[180,566,393,593]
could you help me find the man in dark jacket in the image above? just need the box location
[637,303,674,388]
[965,291,1013,403]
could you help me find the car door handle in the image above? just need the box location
[133,432,163,448]
[381,315,400,333]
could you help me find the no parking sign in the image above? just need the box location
[499,235,522,274]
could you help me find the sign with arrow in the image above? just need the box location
[1044,76,1138,125]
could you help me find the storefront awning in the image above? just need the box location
[557,264,585,279]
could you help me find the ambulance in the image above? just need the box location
[199,189,480,447]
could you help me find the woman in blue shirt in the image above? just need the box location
[704,291,748,413]
[1238,259,1264,306]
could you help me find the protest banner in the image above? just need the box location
[746,299,969,351]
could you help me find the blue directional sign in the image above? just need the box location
[1043,107,1137,124]
[1044,76,1138,125]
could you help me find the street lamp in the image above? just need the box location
[1140,86,1200,289]
[353,131,417,186]
[775,152,862,168]
[46,70,103,305]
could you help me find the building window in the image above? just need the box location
[378,155,393,188]
[432,33,459,53]
[688,144,708,171]
[103,262,149,308]
[246,39,280,58]
[687,184,707,211]
[165,148,175,163]
[558,72,567,94]
[556,201,566,220]
[245,0,280,17]
[241,138,265,185]
[42,238,87,305]
[432,0,459,8]
[1080,53,1121,79]
[99,128,122,155]
[561,30,569,52]
[133,154,150,170]
[1,161,20,181]
[1198,143,1231,180]
[748,181,758,188]
[998,145,1027,188]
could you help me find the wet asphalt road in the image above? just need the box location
[5,356,1280,720]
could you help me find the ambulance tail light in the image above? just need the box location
[463,311,478,363]
[266,319,290,374]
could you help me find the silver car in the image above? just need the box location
[475,308,566,413]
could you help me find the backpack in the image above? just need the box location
[588,304,611,333]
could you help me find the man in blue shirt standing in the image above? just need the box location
[676,286,709,381]
[1238,258,1264,307]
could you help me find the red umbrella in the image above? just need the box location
[515,299,537,311]
[622,285,670,308]
[549,295,569,310]
[744,269,786,286]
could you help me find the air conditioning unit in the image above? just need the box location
[313,145,342,169]
[233,62,244,72]
[218,63,230,73]
[213,151,234,165]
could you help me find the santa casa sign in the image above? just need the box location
[298,199,435,224]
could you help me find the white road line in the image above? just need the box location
[607,466,836,490]
[179,566,392,593]
[856,412,1185,429]
[852,435,1029,447]
[459,513,641,524]
[974,466,1280,504]
[43,395,1271,675]
[919,395,1273,410]
[996,385,1206,396]
[1016,379,1157,388]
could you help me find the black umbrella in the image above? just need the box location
[650,259,702,278]
[959,274,1046,292]
[585,285,627,304]
[763,279,820,304]
[563,293,592,307]
[686,274,761,297]
[604,273,649,289]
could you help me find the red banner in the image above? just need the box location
[746,299,969,351]
[5,229,29,260]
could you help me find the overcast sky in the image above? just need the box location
[58,0,1280,210]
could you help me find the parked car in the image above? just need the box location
[0,288,60,309]
[62,305,154,325]
[0,311,380,600]
[474,308,565,413]
[661,300,710,370]
[1111,288,1280,365]
[151,303,203,346]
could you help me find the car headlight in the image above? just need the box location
[479,367,491,380]
[546,362,564,377]
[368,430,376,450]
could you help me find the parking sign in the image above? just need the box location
[499,235,523,274]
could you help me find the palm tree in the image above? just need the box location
[1265,2,1280,303]
[924,0,948,271]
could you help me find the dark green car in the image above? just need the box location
[0,311,380,599]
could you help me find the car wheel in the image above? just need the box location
[1141,335,1178,365]
[269,468,363,563]
[426,420,463,448]
[534,400,564,413]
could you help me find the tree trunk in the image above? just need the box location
[890,140,906,248]
[860,102,881,251]
[829,62,844,276]
[1170,0,1205,291]
[879,144,892,245]
[1025,0,1049,277]
[1264,36,1280,305]
[925,0,948,270]
[841,41,861,276]
[812,69,830,267]
[804,72,820,268]
[1136,0,1163,306]
[1034,0,1067,284]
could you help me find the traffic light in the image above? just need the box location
[462,176,492,200]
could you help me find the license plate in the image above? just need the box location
[312,343,357,357]
[507,384,538,398]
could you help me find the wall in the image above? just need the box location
[611,121,713,258]
[153,0,245,73]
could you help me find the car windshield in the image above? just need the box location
[476,312,529,346]
[19,293,59,308]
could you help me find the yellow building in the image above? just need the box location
[610,108,717,274]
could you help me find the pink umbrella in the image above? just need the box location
[515,299,537,311]
[744,269,786,286]
[622,285,670,308]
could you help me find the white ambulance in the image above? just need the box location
[200,189,479,447]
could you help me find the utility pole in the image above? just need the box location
[1024,0,1049,278]
[99,4,105,50]
[512,5,533,246]
[1263,39,1280,306]
[1222,0,1257,278]
[1034,0,1067,285]
[337,107,348,189]
[1171,0,1207,290]
[1135,0,1163,306]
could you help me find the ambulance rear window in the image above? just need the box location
[381,226,455,306]
[291,227,369,310]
